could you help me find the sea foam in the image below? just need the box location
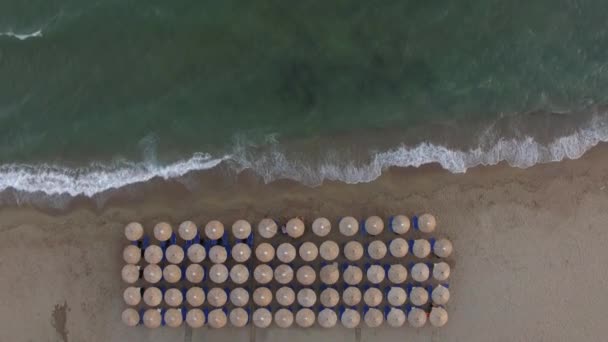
[0,117,607,197]
[0,30,43,40]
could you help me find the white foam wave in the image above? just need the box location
[0,153,228,197]
[0,29,43,40]
[234,115,608,186]
[0,116,607,197]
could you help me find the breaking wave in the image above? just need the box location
[0,29,43,40]
[0,116,607,197]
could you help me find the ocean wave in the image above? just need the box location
[0,153,228,197]
[0,116,607,197]
[0,29,43,40]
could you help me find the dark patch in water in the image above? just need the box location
[278,61,318,110]
[51,301,70,342]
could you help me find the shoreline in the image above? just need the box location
[1,142,608,341]
[2,141,608,215]
[1,108,608,198]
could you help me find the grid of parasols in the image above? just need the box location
[121,214,452,329]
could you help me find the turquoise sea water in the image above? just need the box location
[1,1,608,196]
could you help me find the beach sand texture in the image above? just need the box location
[1,145,608,342]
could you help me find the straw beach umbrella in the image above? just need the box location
[344,241,364,261]
[410,286,429,306]
[388,264,408,284]
[253,287,273,307]
[142,264,162,284]
[386,308,406,327]
[143,287,162,306]
[209,245,227,264]
[320,288,339,307]
[433,262,451,281]
[144,245,163,264]
[274,309,293,328]
[339,216,359,236]
[208,309,227,328]
[407,307,427,328]
[165,308,183,327]
[364,308,383,328]
[274,264,294,284]
[253,308,272,328]
[187,244,206,263]
[418,214,436,233]
[123,287,141,306]
[343,265,363,285]
[299,241,318,262]
[186,309,205,328]
[434,238,453,258]
[411,263,430,282]
[230,287,249,307]
[320,263,340,285]
[276,286,295,306]
[232,243,251,263]
[123,245,141,264]
[207,288,227,307]
[413,239,431,258]
[319,240,339,261]
[209,264,229,284]
[367,265,385,284]
[391,215,410,234]
[186,264,204,283]
[153,222,172,242]
[124,222,144,241]
[230,308,249,327]
[368,240,387,260]
[286,218,305,238]
[312,217,331,237]
[343,287,362,306]
[232,219,251,239]
[429,307,448,327]
[256,243,275,263]
[205,220,224,240]
[164,288,183,307]
[121,264,140,284]
[389,238,409,258]
[364,287,383,307]
[318,308,338,328]
[178,221,197,241]
[230,264,250,284]
[365,216,384,235]
[143,309,162,328]
[296,308,315,328]
[122,308,139,327]
[296,265,316,286]
[297,288,317,307]
[163,264,182,283]
[387,287,407,306]
[165,245,184,264]
[186,287,205,307]
[432,285,450,305]
[341,309,360,328]
[258,218,278,238]
[254,264,273,284]
[277,243,296,263]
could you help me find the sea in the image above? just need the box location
[1,0,608,198]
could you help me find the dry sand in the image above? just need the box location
[1,145,608,342]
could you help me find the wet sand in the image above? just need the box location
[1,145,608,342]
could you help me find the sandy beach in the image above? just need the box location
[1,144,608,342]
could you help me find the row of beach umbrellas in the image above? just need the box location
[122,261,451,285]
[124,214,438,242]
[122,305,448,328]
[124,284,450,308]
[123,238,453,265]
